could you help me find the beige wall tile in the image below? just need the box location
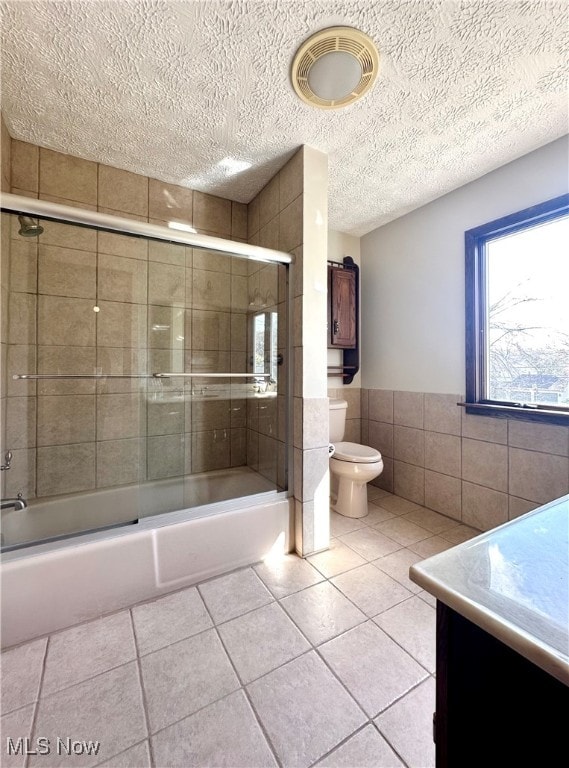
[300,398,329,450]
[424,393,461,436]
[190,309,230,351]
[299,446,328,502]
[508,447,568,503]
[37,394,95,446]
[193,192,232,236]
[192,248,232,274]
[247,194,260,237]
[508,496,539,521]
[148,397,185,436]
[37,443,95,497]
[361,388,369,420]
[96,438,145,488]
[368,389,393,424]
[189,349,230,376]
[368,421,393,458]
[6,396,36,449]
[231,202,248,240]
[231,275,249,313]
[191,269,231,312]
[39,148,97,205]
[344,419,361,443]
[279,195,303,253]
[394,460,424,505]
[279,150,303,211]
[147,305,185,350]
[7,345,36,397]
[11,140,38,193]
[508,420,568,457]
[230,313,247,351]
[96,347,147,394]
[461,412,507,444]
[462,481,508,531]
[342,388,361,420]
[231,398,247,429]
[97,393,146,441]
[98,231,148,261]
[41,219,97,252]
[424,431,461,478]
[394,425,424,466]
[247,428,259,470]
[98,253,147,304]
[231,427,247,466]
[424,470,461,521]
[258,396,278,437]
[148,241,186,267]
[10,239,37,293]
[38,346,96,395]
[148,179,193,224]
[98,301,147,348]
[38,295,95,346]
[8,293,36,345]
[258,433,279,483]
[38,193,96,211]
[462,438,507,492]
[98,165,148,216]
[4,447,36,498]
[393,391,424,429]
[148,262,185,307]
[188,397,231,432]
[191,430,231,473]
[1,115,11,190]
[38,245,96,299]
[259,217,280,251]
[259,176,280,229]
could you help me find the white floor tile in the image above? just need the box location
[152,690,277,768]
[375,677,436,768]
[307,539,366,578]
[409,536,454,558]
[401,508,459,534]
[140,629,239,733]
[0,704,35,768]
[331,564,412,617]
[0,638,47,715]
[375,517,432,546]
[132,587,212,655]
[253,554,323,599]
[338,527,401,561]
[198,568,273,624]
[247,651,365,768]
[374,596,436,673]
[330,511,368,537]
[43,612,136,696]
[372,549,424,593]
[314,724,404,767]
[319,622,428,718]
[218,602,309,683]
[280,581,365,645]
[95,741,151,768]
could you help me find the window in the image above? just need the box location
[465,193,569,425]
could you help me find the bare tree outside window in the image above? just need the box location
[486,216,569,406]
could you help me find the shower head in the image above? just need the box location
[18,216,44,237]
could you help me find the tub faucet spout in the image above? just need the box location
[1,493,27,511]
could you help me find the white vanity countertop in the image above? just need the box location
[410,495,569,686]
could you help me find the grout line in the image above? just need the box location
[129,608,156,768]
[24,635,49,768]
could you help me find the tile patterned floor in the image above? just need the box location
[0,489,480,768]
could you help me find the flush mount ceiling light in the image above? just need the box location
[291,26,379,109]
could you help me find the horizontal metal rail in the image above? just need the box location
[13,373,271,380]
[0,192,293,265]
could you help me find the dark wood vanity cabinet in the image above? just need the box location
[328,266,356,348]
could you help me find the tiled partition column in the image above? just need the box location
[248,147,329,557]
[363,389,569,530]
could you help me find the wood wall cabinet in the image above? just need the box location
[328,265,356,348]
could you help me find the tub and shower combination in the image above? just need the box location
[0,194,293,647]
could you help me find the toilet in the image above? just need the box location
[329,398,383,518]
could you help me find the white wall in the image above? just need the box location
[361,136,569,393]
[327,229,362,388]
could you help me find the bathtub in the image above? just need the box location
[1,482,292,648]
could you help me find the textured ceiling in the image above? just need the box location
[1,0,568,236]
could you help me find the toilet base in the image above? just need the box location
[330,458,384,518]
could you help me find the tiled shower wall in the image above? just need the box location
[362,389,569,530]
[1,128,288,500]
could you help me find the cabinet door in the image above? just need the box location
[329,267,356,348]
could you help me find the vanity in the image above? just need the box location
[410,496,569,767]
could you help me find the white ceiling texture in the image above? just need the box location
[1,0,568,236]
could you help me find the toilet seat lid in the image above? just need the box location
[332,442,382,463]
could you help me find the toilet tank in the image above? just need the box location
[329,398,348,443]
